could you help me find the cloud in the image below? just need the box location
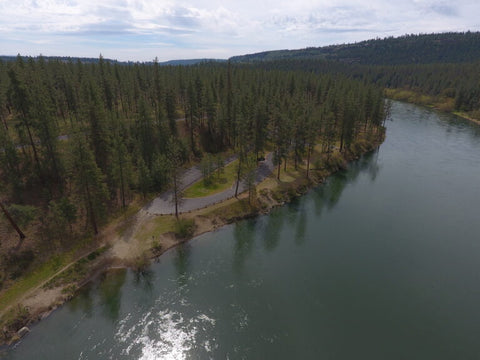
[0,0,478,61]
[428,2,459,17]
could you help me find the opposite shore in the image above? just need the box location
[384,88,480,125]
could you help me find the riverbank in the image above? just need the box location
[384,88,480,125]
[0,132,385,346]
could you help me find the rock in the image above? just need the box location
[17,327,30,338]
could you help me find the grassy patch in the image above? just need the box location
[207,198,258,223]
[136,216,177,244]
[0,251,74,313]
[43,246,108,290]
[0,233,100,317]
[184,160,238,198]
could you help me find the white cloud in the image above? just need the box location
[0,0,478,61]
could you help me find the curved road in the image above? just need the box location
[145,153,274,215]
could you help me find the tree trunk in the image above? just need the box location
[235,159,241,198]
[294,143,298,170]
[0,201,26,240]
[85,180,98,235]
[119,153,126,209]
[24,121,44,185]
[173,174,179,219]
[306,145,312,179]
[339,127,344,153]
[1,114,7,131]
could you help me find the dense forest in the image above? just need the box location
[248,58,480,117]
[0,55,386,280]
[231,32,480,65]
[240,31,480,118]
[235,32,480,118]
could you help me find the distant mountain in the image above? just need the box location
[0,55,121,64]
[0,55,226,66]
[229,32,480,65]
[4,32,480,67]
[158,58,226,66]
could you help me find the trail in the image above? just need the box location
[145,153,274,215]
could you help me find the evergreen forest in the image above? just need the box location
[233,32,480,118]
[0,54,386,280]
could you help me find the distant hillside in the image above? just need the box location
[0,55,225,66]
[158,58,226,66]
[230,32,480,65]
[0,55,120,64]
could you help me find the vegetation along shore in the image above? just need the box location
[0,53,386,344]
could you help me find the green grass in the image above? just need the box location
[184,160,239,198]
[136,215,177,243]
[0,252,74,314]
[207,198,257,222]
[0,233,97,317]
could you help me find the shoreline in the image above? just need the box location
[0,133,385,346]
[384,88,480,126]
[452,111,480,126]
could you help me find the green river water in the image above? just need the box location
[3,101,480,359]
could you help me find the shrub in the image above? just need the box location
[7,204,38,228]
[175,218,196,239]
[5,250,35,280]
[132,255,150,273]
[350,139,369,156]
[325,153,347,171]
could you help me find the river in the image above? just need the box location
[3,101,480,359]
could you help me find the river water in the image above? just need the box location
[3,101,480,359]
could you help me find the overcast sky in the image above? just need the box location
[0,0,478,62]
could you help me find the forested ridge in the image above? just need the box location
[0,56,225,67]
[0,55,386,283]
[250,57,480,117]
[232,32,480,118]
[230,32,480,65]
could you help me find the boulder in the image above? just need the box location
[17,327,30,338]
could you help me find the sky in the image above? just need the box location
[0,0,479,62]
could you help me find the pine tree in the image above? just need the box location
[167,137,184,219]
[69,131,108,235]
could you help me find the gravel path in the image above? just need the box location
[145,153,274,215]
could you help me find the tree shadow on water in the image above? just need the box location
[67,284,94,318]
[174,243,191,287]
[133,266,155,294]
[294,208,307,246]
[233,219,257,274]
[313,150,380,215]
[263,210,284,252]
[98,269,127,322]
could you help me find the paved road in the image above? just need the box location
[145,153,274,215]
